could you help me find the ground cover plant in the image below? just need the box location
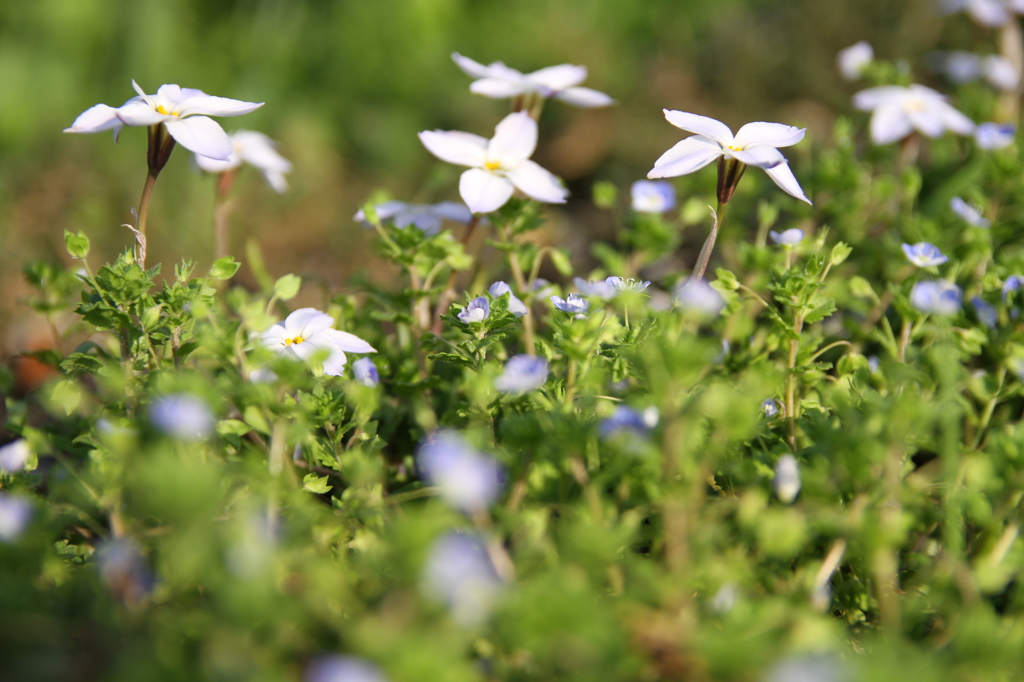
[4,4,1024,681]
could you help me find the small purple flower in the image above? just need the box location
[0,493,32,542]
[96,538,153,602]
[573,277,617,300]
[868,356,880,373]
[458,296,490,324]
[1002,275,1024,300]
[606,276,651,293]
[305,656,389,682]
[354,200,474,236]
[149,394,215,440]
[0,439,30,473]
[488,281,528,317]
[950,197,991,228]
[769,228,804,246]
[630,180,676,214]
[901,242,949,267]
[551,293,590,316]
[422,532,504,626]
[762,398,779,418]
[674,279,725,316]
[972,297,998,328]
[417,431,502,512]
[773,454,801,504]
[976,122,1015,150]
[599,405,659,439]
[495,355,549,393]
[910,280,962,315]
[353,357,380,387]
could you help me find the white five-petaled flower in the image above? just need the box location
[950,197,991,227]
[769,228,805,246]
[853,84,975,145]
[354,200,475,236]
[451,53,614,107]
[647,110,811,204]
[902,242,949,267]
[419,112,568,214]
[194,130,292,193]
[260,308,376,376]
[837,41,874,80]
[64,81,264,160]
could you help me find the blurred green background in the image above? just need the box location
[0,0,946,360]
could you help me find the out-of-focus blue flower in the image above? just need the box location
[422,531,504,626]
[0,493,32,542]
[910,280,962,315]
[972,297,998,328]
[305,656,389,682]
[354,200,474,236]
[488,281,528,317]
[762,398,779,418]
[97,538,153,603]
[950,197,991,228]
[763,654,849,682]
[0,439,30,473]
[976,122,1016,149]
[495,355,549,393]
[417,431,502,512]
[1002,275,1024,299]
[573,277,617,299]
[352,357,380,387]
[868,356,880,373]
[940,0,1022,28]
[551,293,590,316]
[630,180,676,213]
[674,279,725,316]
[901,242,949,267]
[149,394,215,441]
[225,511,281,578]
[458,296,490,324]
[773,454,801,504]
[606,276,651,293]
[769,228,804,246]
[599,405,659,439]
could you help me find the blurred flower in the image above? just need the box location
[354,200,474,236]
[458,297,491,324]
[353,357,380,387]
[225,511,280,578]
[495,355,549,393]
[488,281,528,317]
[976,122,1016,149]
[1002,275,1024,299]
[149,394,215,440]
[648,110,811,204]
[451,52,614,107]
[950,197,991,227]
[853,84,975,145]
[194,130,292,193]
[97,538,153,603]
[901,242,949,267]
[984,55,1021,90]
[837,41,874,80]
[868,355,880,373]
[0,439,30,473]
[417,431,502,512]
[773,454,801,504]
[710,583,739,614]
[606,276,651,293]
[631,180,676,213]
[674,279,725,316]
[305,656,389,682]
[600,405,659,439]
[769,228,804,246]
[930,51,1019,89]
[574,277,617,299]
[762,398,779,418]
[0,493,32,542]
[972,297,998,328]
[551,293,590,317]
[910,280,963,315]
[940,0,1024,27]
[422,531,504,626]
[65,81,263,160]
[419,111,568,213]
[260,308,376,376]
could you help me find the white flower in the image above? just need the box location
[769,228,804,246]
[837,41,874,80]
[149,394,215,440]
[354,201,474,236]
[901,242,949,267]
[853,84,975,145]
[606,276,651,293]
[910,280,963,315]
[451,52,614,107]
[260,308,376,376]
[932,51,1021,90]
[417,431,502,512]
[648,110,811,204]
[494,355,549,393]
[674,279,725,316]
[65,81,263,160]
[950,197,991,227]
[941,0,1024,27]
[773,454,801,504]
[194,130,292,193]
[488,281,528,317]
[0,439,30,473]
[419,112,568,214]
[976,122,1016,149]
[0,493,32,542]
[983,55,1021,90]
[422,532,504,626]
[631,180,676,213]
[352,357,380,387]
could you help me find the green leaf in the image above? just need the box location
[209,257,241,280]
[274,274,302,300]
[592,180,618,210]
[550,248,574,277]
[429,352,476,369]
[64,230,90,260]
[714,268,739,291]
[50,379,81,416]
[829,242,853,267]
[302,473,333,494]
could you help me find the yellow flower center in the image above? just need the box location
[156,105,177,116]
[284,336,305,346]
[727,144,743,152]
[484,160,502,171]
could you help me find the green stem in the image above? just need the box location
[502,225,537,355]
[692,202,726,282]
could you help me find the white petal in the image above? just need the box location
[115,100,168,126]
[554,87,615,107]
[733,122,806,148]
[156,84,186,103]
[319,347,348,376]
[907,108,946,138]
[487,112,537,166]
[852,86,908,111]
[506,160,568,203]
[968,0,1011,26]
[194,153,240,174]
[286,308,334,338]
[869,104,914,144]
[648,136,722,178]
[470,78,530,98]
[662,110,734,146]
[64,104,123,133]
[728,144,786,169]
[527,64,588,92]
[165,116,234,159]
[459,168,515,213]
[234,131,292,173]
[451,52,495,78]
[938,102,976,135]
[419,130,488,167]
[177,93,264,117]
[260,323,290,349]
[763,162,812,204]
[317,329,376,354]
[131,79,150,99]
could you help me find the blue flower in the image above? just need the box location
[0,493,32,542]
[901,242,949,267]
[488,281,528,317]
[972,297,998,328]
[458,296,490,324]
[630,180,676,213]
[573,277,617,299]
[674,279,725,316]
[305,656,389,682]
[910,280,962,315]
[1002,275,1024,299]
[769,228,804,246]
[0,439,30,473]
[352,357,380,387]
[495,355,549,393]
[354,200,474,236]
[762,398,779,418]
[149,394,215,440]
[606,276,651,293]
[950,197,991,228]
[976,122,1015,150]
[599,405,659,439]
[417,431,502,512]
[551,293,590,316]
[421,532,504,626]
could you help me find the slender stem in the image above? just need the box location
[786,315,805,451]
[501,225,537,355]
[897,317,912,363]
[213,170,238,262]
[565,358,578,406]
[134,171,158,269]
[692,202,725,282]
[432,215,481,335]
